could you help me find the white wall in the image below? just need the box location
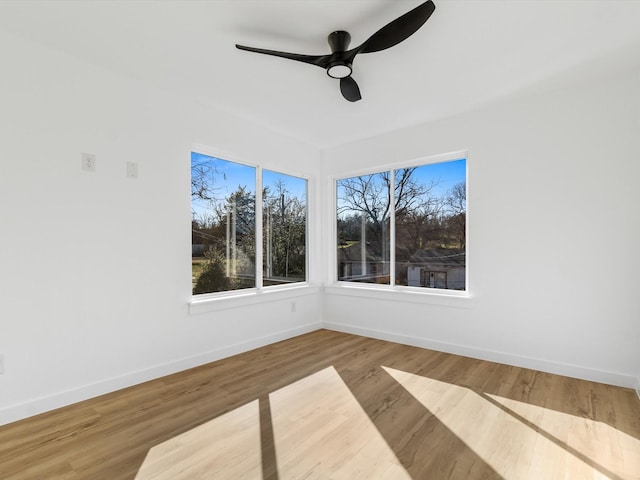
[322,66,640,388]
[2,26,638,427]
[637,86,640,399]
[0,30,322,425]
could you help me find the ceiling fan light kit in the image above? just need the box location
[326,62,352,79]
[236,0,436,102]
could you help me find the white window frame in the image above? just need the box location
[330,150,470,302]
[189,146,312,313]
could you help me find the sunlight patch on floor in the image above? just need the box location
[135,400,262,480]
[383,366,638,480]
[269,366,411,480]
[487,393,640,479]
[134,366,410,480]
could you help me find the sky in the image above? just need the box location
[407,158,466,198]
[335,158,466,218]
[191,152,307,219]
[192,152,465,219]
[336,158,466,197]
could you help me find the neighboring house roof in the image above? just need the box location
[408,248,465,270]
[338,243,465,270]
[337,242,384,263]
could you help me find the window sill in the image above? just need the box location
[324,282,473,309]
[189,283,321,315]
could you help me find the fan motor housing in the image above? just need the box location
[328,30,351,53]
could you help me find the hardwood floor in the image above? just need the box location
[1,329,639,479]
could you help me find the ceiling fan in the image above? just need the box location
[236,0,436,102]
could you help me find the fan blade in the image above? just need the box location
[358,0,435,54]
[340,76,362,102]
[236,44,331,69]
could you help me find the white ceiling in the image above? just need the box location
[2,0,640,149]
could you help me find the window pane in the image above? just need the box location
[395,159,466,290]
[191,152,256,294]
[263,170,307,286]
[337,173,391,285]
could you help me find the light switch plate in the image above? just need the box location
[126,161,138,178]
[82,153,96,172]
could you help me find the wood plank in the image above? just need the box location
[0,330,638,479]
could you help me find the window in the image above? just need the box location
[191,152,307,295]
[263,170,307,286]
[336,172,391,285]
[336,158,466,291]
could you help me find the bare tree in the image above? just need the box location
[338,168,440,221]
[337,168,442,256]
[264,180,306,280]
[191,159,218,202]
[445,182,466,249]
[446,182,466,214]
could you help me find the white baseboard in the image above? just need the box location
[3,320,635,427]
[323,321,637,390]
[0,322,321,427]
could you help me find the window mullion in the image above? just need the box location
[390,169,396,287]
[255,167,263,290]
